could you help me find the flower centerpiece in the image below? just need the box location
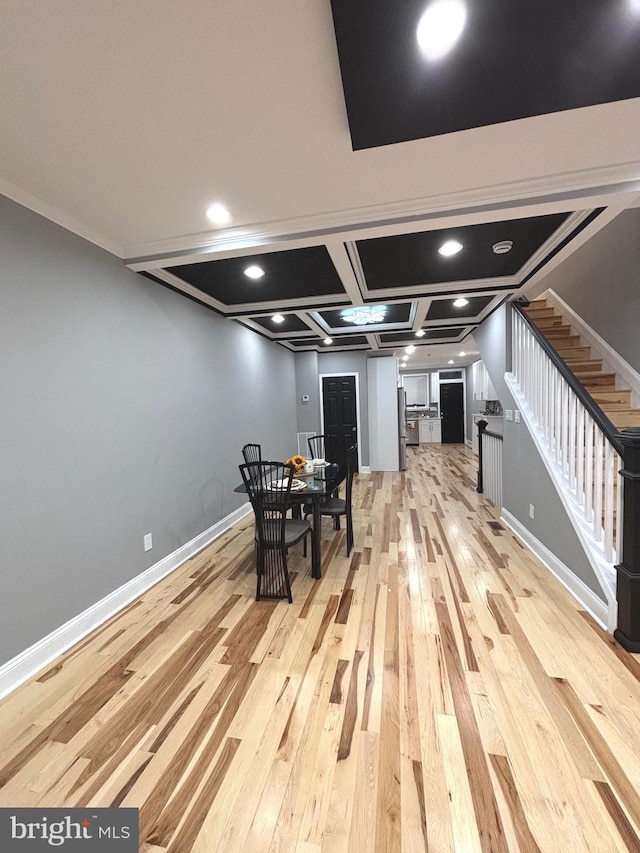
[285,454,306,475]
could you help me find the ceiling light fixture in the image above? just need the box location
[244,265,264,279]
[341,305,387,325]
[323,337,333,345]
[415,329,426,337]
[453,297,469,308]
[458,351,466,356]
[205,203,232,226]
[417,0,468,61]
[448,359,455,364]
[492,240,513,255]
[402,355,409,362]
[438,239,463,257]
[271,314,285,324]
[405,345,416,354]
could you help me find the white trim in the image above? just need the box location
[319,371,363,473]
[544,288,640,407]
[0,503,252,700]
[505,371,617,630]
[501,509,609,629]
[359,465,371,474]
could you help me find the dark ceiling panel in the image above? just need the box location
[318,302,412,328]
[167,246,345,306]
[251,314,311,333]
[379,327,463,344]
[288,334,369,347]
[427,295,493,320]
[357,214,570,288]
[330,0,640,149]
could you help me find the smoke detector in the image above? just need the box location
[492,240,513,254]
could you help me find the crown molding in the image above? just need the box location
[123,161,640,265]
[0,176,123,258]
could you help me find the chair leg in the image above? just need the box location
[334,516,340,530]
[346,514,353,556]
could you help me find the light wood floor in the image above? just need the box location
[2,445,640,852]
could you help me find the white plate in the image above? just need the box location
[268,478,306,491]
[312,459,328,467]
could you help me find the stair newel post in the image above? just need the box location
[477,419,488,494]
[614,427,640,651]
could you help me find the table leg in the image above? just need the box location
[312,498,321,579]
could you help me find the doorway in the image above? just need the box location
[440,382,465,443]
[321,375,358,467]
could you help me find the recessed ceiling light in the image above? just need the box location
[406,345,416,354]
[448,359,455,364]
[415,329,426,337]
[417,0,467,61]
[244,265,264,279]
[402,355,409,362]
[205,203,232,226]
[492,240,513,255]
[323,337,333,345]
[272,314,285,324]
[458,351,466,357]
[453,297,469,308]
[438,239,463,257]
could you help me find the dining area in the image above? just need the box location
[236,435,358,602]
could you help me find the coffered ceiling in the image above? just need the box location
[2,1,639,368]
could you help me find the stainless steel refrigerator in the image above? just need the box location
[398,387,407,470]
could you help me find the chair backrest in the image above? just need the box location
[345,443,358,508]
[239,461,295,547]
[242,443,262,465]
[307,434,338,462]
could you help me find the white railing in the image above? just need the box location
[510,307,623,607]
[481,431,503,509]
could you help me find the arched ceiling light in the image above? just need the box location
[341,305,387,325]
[406,344,416,354]
[323,337,333,345]
[492,240,513,255]
[438,239,463,257]
[417,0,468,61]
[205,203,232,226]
[244,265,264,279]
[453,297,469,308]
[272,314,285,324]
[415,329,426,337]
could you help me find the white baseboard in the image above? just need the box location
[0,502,253,700]
[501,509,609,629]
[359,465,371,474]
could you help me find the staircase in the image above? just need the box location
[522,300,640,429]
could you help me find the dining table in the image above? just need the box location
[235,461,347,580]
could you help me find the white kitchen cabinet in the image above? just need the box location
[402,373,429,407]
[419,419,442,443]
[471,414,503,454]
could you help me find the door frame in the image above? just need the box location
[437,372,467,444]
[318,372,364,472]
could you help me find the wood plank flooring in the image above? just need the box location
[2,445,640,851]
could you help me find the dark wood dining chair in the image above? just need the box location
[242,443,262,465]
[239,461,313,602]
[307,434,337,462]
[303,443,357,556]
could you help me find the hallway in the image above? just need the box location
[1,445,639,851]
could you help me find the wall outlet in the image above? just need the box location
[514,410,521,423]
[505,409,513,421]
[529,504,535,519]
[144,532,152,552]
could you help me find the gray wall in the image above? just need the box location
[0,196,297,663]
[530,207,640,372]
[295,351,371,467]
[474,304,604,600]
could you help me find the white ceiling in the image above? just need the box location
[2,1,640,362]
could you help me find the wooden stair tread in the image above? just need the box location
[608,410,640,429]
[558,347,593,361]
[545,327,573,337]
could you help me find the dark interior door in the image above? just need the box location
[440,382,464,444]
[322,376,358,466]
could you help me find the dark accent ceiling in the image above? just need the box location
[251,314,311,333]
[426,295,493,320]
[379,327,464,344]
[330,0,640,150]
[357,214,570,288]
[289,335,369,347]
[167,246,345,305]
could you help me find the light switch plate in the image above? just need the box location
[505,409,513,421]
[514,410,521,423]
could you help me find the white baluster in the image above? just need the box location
[585,420,594,524]
[569,392,577,493]
[593,430,604,543]
[577,406,585,507]
[604,442,614,562]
